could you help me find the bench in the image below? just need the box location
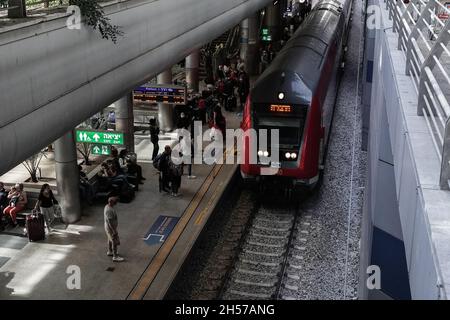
[0,189,42,227]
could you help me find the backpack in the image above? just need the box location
[169,162,183,177]
[153,153,164,170]
[119,183,135,203]
[217,80,225,93]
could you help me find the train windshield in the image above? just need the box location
[253,104,308,148]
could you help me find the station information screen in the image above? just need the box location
[133,84,187,105]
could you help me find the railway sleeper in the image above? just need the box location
[242,248,286,257]
[233,277,278,288]
[226,282,277,295]
[246,240,287,248]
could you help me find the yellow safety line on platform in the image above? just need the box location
[127,162,223,300]
[193,147,235,226]
[194,181,224,226]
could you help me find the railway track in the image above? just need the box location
[221,200,301,300]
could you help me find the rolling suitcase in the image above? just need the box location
[26,212,45,242]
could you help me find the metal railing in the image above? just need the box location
[385,0,450,189]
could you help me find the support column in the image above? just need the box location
[54,130,81,224]
[186,50,200,93]
[114,93,135,152]
[241,13,260,75]
[7,0,26,18]
[157,69,174,132]
[240,19,250,63]
[265,1,281,42]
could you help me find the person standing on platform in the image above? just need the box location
[187,114,197,179]
[149,118,160,161]
[104,197,124,262]
[169,160,183,197]
[158,145,172,193]
[176,112,189,130]
[238,66,250,109]
[213,105,227,135]
[34,183,58,234]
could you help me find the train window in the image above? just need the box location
[254,108,308,147]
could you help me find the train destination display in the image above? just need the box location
[133,84,187,105]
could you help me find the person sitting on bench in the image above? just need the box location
[3,183,27,226]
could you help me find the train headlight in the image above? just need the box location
[299,0,306,3]
[278,92,285,100]
[258,150,264,157]
[291,153,297,159]
[263,151,269,157]
[285,152,291,159]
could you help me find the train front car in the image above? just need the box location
[240,0,351,189]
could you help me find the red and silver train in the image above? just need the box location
[240,0,352,189]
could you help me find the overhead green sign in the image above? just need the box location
[261,28,272,41]
[76,129,124,145]
[91,144,111,156]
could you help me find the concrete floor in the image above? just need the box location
[0,111,241,299]
[0,159,214,299]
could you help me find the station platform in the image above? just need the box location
[0,112,240,299]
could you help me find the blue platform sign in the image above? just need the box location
[143,215,179,246]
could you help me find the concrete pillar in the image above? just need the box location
[7,0,26,18]
[157,70,174,132]
[114,93,135,152]
[54,130,81,224]
[240,19,250,63]
[186,50,200,93]
[265,1,281,42]
[241,13,260,75]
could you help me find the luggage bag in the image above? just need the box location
[26,212,45,242]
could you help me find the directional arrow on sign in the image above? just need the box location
[93,146,100,154]
[93,133,100,142]
[143,234,165,242]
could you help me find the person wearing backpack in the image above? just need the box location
[154,146,172,193]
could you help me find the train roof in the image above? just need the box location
[252,0,346,104]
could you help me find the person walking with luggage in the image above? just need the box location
[34,184,58,233]
[104,197,124,262]
[149,118,160,161]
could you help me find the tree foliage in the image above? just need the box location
[22,151,47,183]
[69,0,123,43]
